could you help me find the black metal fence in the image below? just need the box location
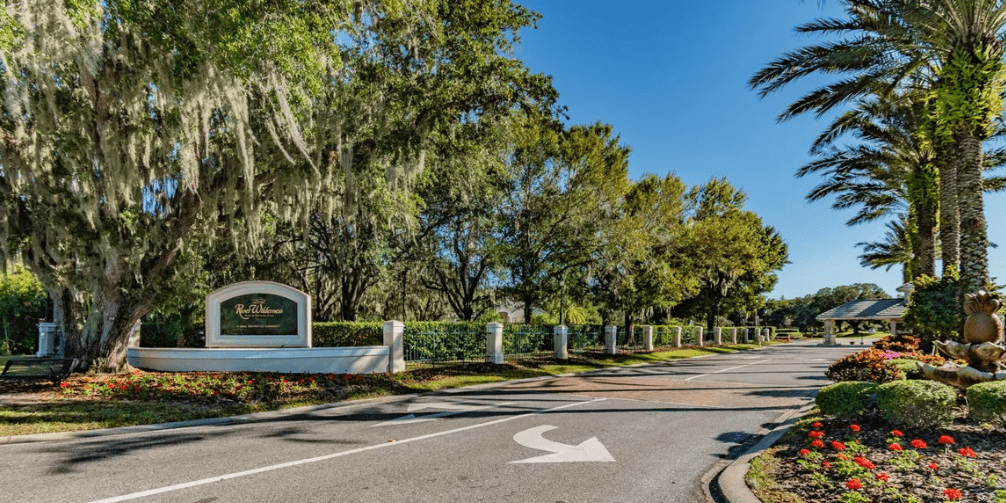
[502,324,552,361]
[403,322,484,369]
[568,324,605,353]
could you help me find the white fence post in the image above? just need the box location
[697,327,704,347]
[763,328,770,343]
[714,327,722,345]
[554,325,569,360]
[487,322,504,364]
[643,325,654,351]
[605,325,618,355]
[383,321,405,373]
[730,328,737,344]
[673,326,682,348]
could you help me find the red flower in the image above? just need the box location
[808,431,824,439]
[59,382,70,388]
[812,421,823,429]
[890,429,904,437]
[799,449,810,457]
[889,443,903,451]
[853,456,875,470]
[958,447,977,458]
[944,488,962,501]
[846,479,862,490]
[194,371,199,375]
[822,461,831,469]
[938,435,955,445]
[910,439,927,449]
[875,472,890,482]
[849,424,861,432]
[928,463,939,470]
[831,441,846,451]
[811,440,824,449]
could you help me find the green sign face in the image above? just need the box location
[219,294,299,336]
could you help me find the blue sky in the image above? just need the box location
[513,0,1006,300]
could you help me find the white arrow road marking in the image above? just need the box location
[371,402,513,427]
[510,425,615,464]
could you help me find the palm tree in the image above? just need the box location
[858,217,915,282]
[799,93,938,278]
[751,0,1006,296]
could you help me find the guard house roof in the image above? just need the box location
[816,299,907,322]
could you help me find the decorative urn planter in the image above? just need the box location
[919,290,1006,389]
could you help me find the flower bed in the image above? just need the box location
[752,411,1006,503]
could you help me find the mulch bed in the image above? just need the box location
[761,403,1006,502]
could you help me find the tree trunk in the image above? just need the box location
[956,134,988,299]
[915,195,938,278]
[937,141,960,275]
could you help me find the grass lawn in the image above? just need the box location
[0,343,772,437]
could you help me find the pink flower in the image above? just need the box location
[910,439,927,449]
[846,479,862,490]
[938,435,954,445]
[889,443,903,451]
[849,424,861,432]
[944,488,962,501]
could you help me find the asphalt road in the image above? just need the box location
[1,340,865,503]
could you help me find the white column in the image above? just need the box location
[127,320,142,348]
[643,325,654,351]
[697,327,704,347]
[605,325,618,355]
[486,322,504,364]
[824,320,835,345]
[762,328,770,343]
[673,326,682,348]
[730,328,737,344]
[889,320,898,337]
[554,325,569,360]
[383,321,405,373]
[714,327,722,345]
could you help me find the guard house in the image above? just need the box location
[816,284,914,345]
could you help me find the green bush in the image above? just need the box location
[885,358,920,380]
[313,322,384,347]
[876,380,956,429]
[967,380,1006,426]
[816,381,878,417]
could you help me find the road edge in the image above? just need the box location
[704,400,816,503]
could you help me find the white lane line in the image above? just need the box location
[684,359,773,381]
[85,398,606,503]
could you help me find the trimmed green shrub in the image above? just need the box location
[876,380,956,429]
[967,380,1006,426]
[816,381,878,417]
[313,322,384,347]
[826,349,902,383]
[885,358,920,380]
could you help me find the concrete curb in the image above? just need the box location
[710,401,817,503]
[0,342,778,446]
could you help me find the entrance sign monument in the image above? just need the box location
[206,281,311,348]
[127,281,405,374]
